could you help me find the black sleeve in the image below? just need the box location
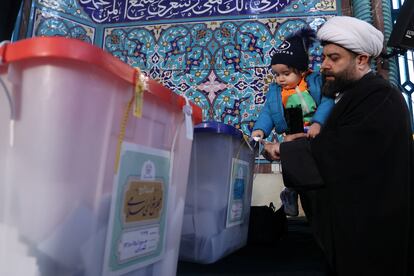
[280,138,324,190]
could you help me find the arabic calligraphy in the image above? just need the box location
[315,0,336,11]
[123,180,163,223]
[79,0,291,24]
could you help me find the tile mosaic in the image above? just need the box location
[33,8,95,43]
[27,0,339,135]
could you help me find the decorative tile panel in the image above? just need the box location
[77,0,336,24]
[102,17,327,134]
[33,8,95,43]
[37,0,90,20]
[27,0,339,135]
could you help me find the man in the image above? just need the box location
[263,16,414,276]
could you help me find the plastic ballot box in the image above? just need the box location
[179,122,256,264]
[0,37,202,276]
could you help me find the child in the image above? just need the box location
[252,28,334,216]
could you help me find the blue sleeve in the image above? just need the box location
[253,83,287,137]
[252,87,275,138]
[306,72,334,126]
[312,95,334,125]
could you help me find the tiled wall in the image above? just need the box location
[25,0,340,135]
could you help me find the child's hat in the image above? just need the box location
[271,28,316,71]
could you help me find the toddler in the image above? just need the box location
[252,28,334,216]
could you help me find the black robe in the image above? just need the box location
[280,73,414,276]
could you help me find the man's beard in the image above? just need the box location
[322,65,358,98]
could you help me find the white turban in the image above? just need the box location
[317,16,384,57]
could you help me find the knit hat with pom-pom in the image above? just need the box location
[271,28,316,71]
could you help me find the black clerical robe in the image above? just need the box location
[280,73,414,276]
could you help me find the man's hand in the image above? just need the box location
[261,133,307,161]
[283,132,307,142]
[262,142,281,161]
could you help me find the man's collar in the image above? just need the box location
[334,92,343,104]
[334,71,375,104]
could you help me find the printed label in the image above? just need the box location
[226,158,250,228]
[117,227,160,262]
[103,143,170,276]
[123,180,163,224]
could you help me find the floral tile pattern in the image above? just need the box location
[33,8,95,43]
[102,17,328,134]
[28,0,339,135]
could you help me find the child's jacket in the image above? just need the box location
[253,72,334,137]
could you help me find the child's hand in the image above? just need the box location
[307,123,321,138]
[251,130,264,139]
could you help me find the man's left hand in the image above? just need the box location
[262,142,281,161]
[284,132,307,142]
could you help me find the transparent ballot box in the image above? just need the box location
[179,122,256,264]
[0,37,202,276]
